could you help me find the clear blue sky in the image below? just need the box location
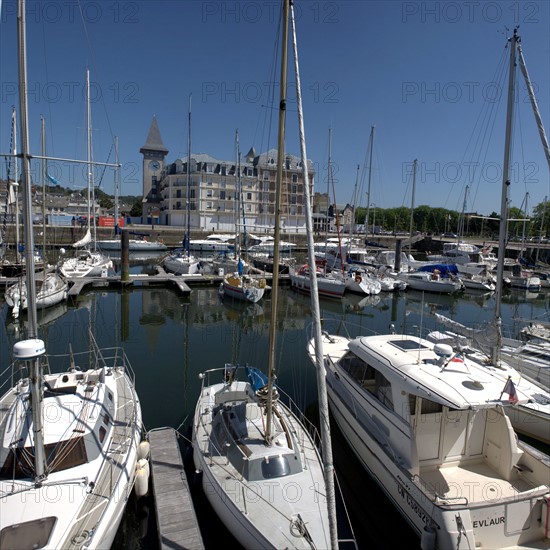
[1,1,549,217]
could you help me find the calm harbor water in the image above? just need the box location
[1,277,549,549]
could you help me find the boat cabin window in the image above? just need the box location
[389,339,429,352]
[340,352,394,411]
[0,516,57,550]
[261,455,291,479]
[409,394,443,416]
[0,437,88,479]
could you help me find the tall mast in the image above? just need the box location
[185,94,191,252]
[350,163,360,241]
[265,0,289,443]
[114,136,119,234]
[12,107,21,263]
[408,159,417,257]
[458,185,469,239]
[291,2,339,546]
[18,0,46,480]
[86,68,92,242]
[493,27,520,365]
[535,196,546,264]
[364,125,375,238]
[41,116,46,261]
[235,129,241,259]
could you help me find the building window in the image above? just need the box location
[221,165,227,176]
[206,164,213,173]
[176,201,181,209]
[176,189,181,198]
[292,174,298,183]
[246,203,251,212]
[206,189,213,198]
[206,201,213,209]
[263,171,269,181]
[220,190,226,200]
[246,192,252,201]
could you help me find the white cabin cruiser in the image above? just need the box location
[310,331,550,550]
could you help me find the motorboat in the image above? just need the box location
[310,330,550,549]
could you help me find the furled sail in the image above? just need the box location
[72,229,91,248]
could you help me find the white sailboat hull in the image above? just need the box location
[97,239,167,251]
[0,349,143,550]
[219,274,266,303]
[5,273,68,318]
[58,252,112,278]
[398,272,463,293]
[163,252,200,275]
[192,377,330,550]
[289,268,346,299]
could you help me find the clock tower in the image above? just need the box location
[140,115,169,202]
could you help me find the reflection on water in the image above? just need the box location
[1,283,549,549]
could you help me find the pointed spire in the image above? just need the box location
[245,146,256,163]
[140,115,169,155]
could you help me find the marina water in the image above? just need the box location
[1,278,548,549]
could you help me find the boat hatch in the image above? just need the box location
[0,516,57,550]
[262,455,291,478]
[389,339,429,352]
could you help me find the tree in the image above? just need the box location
[130,198,143,217]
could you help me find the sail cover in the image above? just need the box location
[72,229,91,248]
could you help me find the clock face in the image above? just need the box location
[149,160,161,171]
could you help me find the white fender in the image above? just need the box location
[135,466,149,498]
[138,440,150,460]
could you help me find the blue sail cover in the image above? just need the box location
[417,264,459,277]
[245,366,268,392]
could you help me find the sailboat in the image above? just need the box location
[0,3,146,548]
[219,131,267,303]
[163,95,200,276]
[58,68,113,279]
[192,2,334,547]
[309,29,550,550]
[291,129,347,299]
[5,117,68,319]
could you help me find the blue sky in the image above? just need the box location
[1,0,549,217]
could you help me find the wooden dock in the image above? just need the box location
[149,427,204,550]
[65,270,194,299]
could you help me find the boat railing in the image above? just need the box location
[411,473,469,506]
[42,336,136,386]
[199,365,324,450]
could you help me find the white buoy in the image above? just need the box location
[138,441,150,460]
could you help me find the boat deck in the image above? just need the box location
[419,460,533,504]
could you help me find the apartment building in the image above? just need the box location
[141,118,315,232]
